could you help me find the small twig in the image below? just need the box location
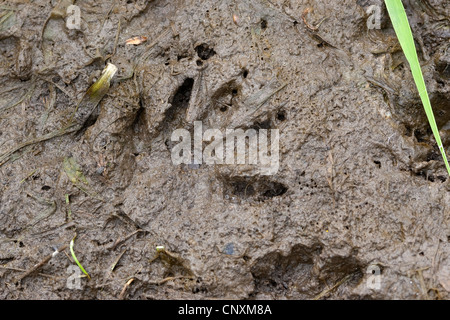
[119,278,135,300]
[365,76,397,95]
[0,123,78,167]
[15,244,68,283]
[109,248,127,273]
[0,80,36,114]
[20,169,38,184]
[152,275,194,285]
[101,0,118,28]
[313,274,353,300]
[301,8,327,31]
[0,266,56,279]
[111,229,143,250]
[111,211,144,231]
[415,267,430,300]
[431,241,441,276]
[0,84,25,96]
[30,221,76,237]
[35,75,74,99]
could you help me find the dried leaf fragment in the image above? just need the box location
[125,36,147,45]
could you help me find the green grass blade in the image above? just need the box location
[70,235,90,279]
[384,0,450,176]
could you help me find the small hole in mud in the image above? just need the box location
[317,43,324,48]
[261,19,267,29]
[196,59,203,66]
[447,236,450,243]
[373,160,381,168]
[419,251,424,256]
[223,177,288,200]
[231,180,255,197]
[19,241,24,247]
[166,78,194,123]
[243,255,250,261]
[192,286,207,294]
[132,105,145,132]
[293,20,298,26]
[195,43,216,60]
[177,54,189,61]
[261,182,288,198]
[426,151,439,161]
[220,105,228,112]
[251,119,272,130]
[277,110,286,121]
[404,124,413,137]
[231,88,238,96]
[242,69,249,78]
[414,129,426,143]
[41,185,51,191]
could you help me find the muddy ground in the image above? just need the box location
[0,0,449,300]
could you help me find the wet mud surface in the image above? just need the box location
[0,0,449,299]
